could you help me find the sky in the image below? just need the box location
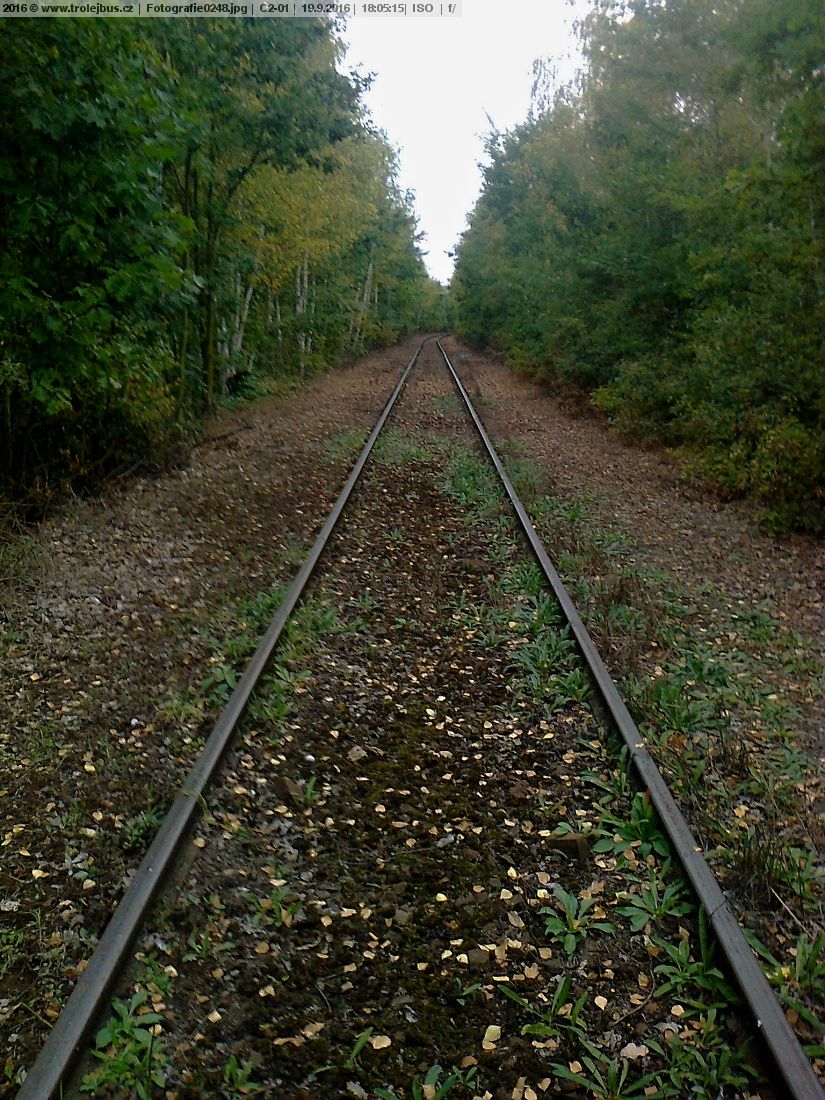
[343,0,587,285]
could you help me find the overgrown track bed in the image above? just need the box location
[9,341,825,1098]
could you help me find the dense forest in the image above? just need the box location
[452,0,824,532]
[0,19,443,513]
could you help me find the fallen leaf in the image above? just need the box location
[370,1034,391,1050]
[482,1024,502,1050]
[620,1042,649,1060]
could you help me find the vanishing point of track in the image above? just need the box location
[17,338,823,1099]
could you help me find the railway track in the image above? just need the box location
[16,338,822,1099]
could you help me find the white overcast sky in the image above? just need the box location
[342,1,587,284]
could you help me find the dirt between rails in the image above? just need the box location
[0,336,820,1097]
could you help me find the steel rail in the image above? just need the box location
[436,338,823,1100]
[16,340,426,1100]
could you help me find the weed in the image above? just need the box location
[302,775,318,806]
[441,449,501,520]
[222,1053,263,1096]
[375,1063,478,1099]
[500,975,586,1045]
[727,823,785,905]
[454,980,482,1006]
[118,808,164,854]
[548,666,593,709]
[156,690,205,724]
[746,929,825,1033]
[582,756,633,807]
[501,560,545,597]
[182,928,234,961]
[652,913,737,1009]
[324,430,366,462]
[509,628,576,695]
[551,1045,658,1099]
[647,1009,760,1095]
[251,885,300,929]
[593,792,671,863]
[616,868,694,931]
[342,1027,373,1070]
[140,955,174,998]
[377,430,430,464]
[80,992,167,1099]
[541,885,616,956]
[203,661,238,706]
[0,925,24,981]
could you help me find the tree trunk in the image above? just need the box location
[232,282,254,357]
[350,256,374,350]
[296,249,309,376]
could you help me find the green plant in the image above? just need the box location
[203,661,238,706]
[140,956,174,998]
[375,1063,478,1100]
[374,429,431,465]
[251,884,300,929]
[582,757,633,807]
[501,559,545,597]
[182,928,234,962]
[342,1027,373,1070]
[548,666,593,708]
[222,1053,263,1096]
[325,430,367,462]
[541,885,616,956]
[80,992,167,1099]
[745,929,825,1032]
[0,926,25,981]
[500,975,586,1045]
[653,913,737,1009]
[551,1045,658,1099]
[510,628,576,683]
[647,1009,760,1095]
[454,980,482,1006]
[616,869,694,931]
[303,775,318,806]
[118,808,164,853]
[593,792,671,862]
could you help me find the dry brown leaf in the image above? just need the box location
[619,1041,649,1060]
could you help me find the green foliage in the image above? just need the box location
[80,992,167,1099]
[652,911,738,1010]
[0,21,437,513]
[452,0,825,531]
[501,974,587,1045]
[540,885,616,956]
[222,1054,263,1097]
[551,1047,658,1100]
[593,791,671,862]
[616,870,694,932]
